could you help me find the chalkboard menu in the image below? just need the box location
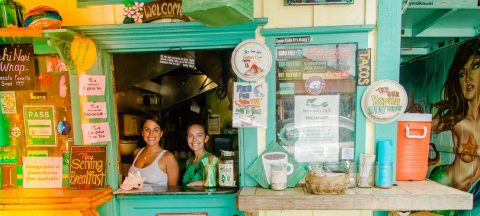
[69,145,106,189]
[0,44,35,90]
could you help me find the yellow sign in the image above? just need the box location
[70,36,96,72]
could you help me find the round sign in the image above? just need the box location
[10,126,22,137]
[231,39,272,82]
[361,80,408,124]
[305,76,325,95]
[70,36,97,72]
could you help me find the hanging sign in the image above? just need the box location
[361,80,408,123]
[0,44,35,90]
[232,82,267,128]
[78,75,105,96]
[23,157,62,188]
[23,105,56,147]
[82,122,111,144]
[142,0,190,22]
[231,39,272,82]
[160,54,195,69]
[69,145,106,189]
[0,91,16,114]
[70,36,96,72]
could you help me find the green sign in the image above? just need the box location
[23,105,56,147]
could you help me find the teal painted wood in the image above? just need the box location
[116,193,241,216]
[240,127,258,187]
[77,0,123,7]
[262,25,373,164]
[375,0,402,186]
[66,19,267,53]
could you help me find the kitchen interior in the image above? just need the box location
[114,49,238,181]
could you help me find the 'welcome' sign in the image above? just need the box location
[69,145,106,189]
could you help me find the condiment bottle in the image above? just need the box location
[218,150,237,187]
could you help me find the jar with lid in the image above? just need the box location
[218,150,237,187]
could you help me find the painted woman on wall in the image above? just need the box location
[430,37,480,210]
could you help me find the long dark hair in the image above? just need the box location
[431,37,480,131]
[141,114,166,147]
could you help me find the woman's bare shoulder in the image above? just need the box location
[132,148,142,157]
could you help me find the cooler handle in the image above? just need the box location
[405,125,427,139]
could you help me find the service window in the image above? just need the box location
[275,43,356,164]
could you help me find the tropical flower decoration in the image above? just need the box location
[123,0,144,24]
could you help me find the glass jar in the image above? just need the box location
[218,150,237,187]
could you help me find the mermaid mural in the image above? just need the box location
[428,37,480,215]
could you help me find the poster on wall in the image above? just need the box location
[23,157,62,188]
[0,44,35,91]
[293,95,340,162]
[0,147,17,164]
[0,91,16,114]
[69,145,106,189]
[285,0,353,5]
[82,122,111,144]
[232,82,268,128]
[276,43,357,81]
[23,105,56,147]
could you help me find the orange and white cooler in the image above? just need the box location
[396,113,432,181]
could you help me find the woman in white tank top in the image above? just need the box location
[127,117,179,186]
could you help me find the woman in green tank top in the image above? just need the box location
[182,121,218,186]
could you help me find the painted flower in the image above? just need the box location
[123,6,134,18]
[132,12,143,23]
[133,2,144,12]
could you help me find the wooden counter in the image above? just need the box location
[0,187,112,215]
[238,180,473,211]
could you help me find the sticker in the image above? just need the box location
[361,80,408,123]
[231,39,272,82]
[304,76,325,95]
[10,126,21,138]
[279,82,295,95]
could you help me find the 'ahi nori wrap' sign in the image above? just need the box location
[0,44,35,90]
[69,145,106,189]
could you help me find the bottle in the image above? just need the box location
[218,150,237,187]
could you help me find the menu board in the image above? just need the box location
[0,44,35,90]
[69,145,106,189]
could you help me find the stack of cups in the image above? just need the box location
[376,139,393,188]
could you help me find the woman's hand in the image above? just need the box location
[186,180,204,187]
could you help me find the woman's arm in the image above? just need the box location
[163,152,180,185]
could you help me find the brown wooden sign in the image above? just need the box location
[69,145,106,189]
[0,44,35,90]
[357,48,372,86]
[142,0,190,22]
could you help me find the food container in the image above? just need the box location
[119,140,138,156]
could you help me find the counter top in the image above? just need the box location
[114,185,238,195]
[238,180,473,211]
[0,187,112,213]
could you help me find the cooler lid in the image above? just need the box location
[398,113,432,122]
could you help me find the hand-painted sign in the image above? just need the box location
[23,105,56,147]
[231,40,272,82]
[0,44,35,90]
[83,102,107,119]
[233,82,268,128]
[82,122,111,144]
[23,157,62,188]
[361,80,408,123]
[142,0,190,22]
[357,48,371,86]
[78,75,105,96]
[69,145,106,189]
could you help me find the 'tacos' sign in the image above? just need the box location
[142,0,190,23]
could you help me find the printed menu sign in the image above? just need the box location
[23,105,56,147]
[0,44,35,90]
[23,157,62,188]
[69,146,106,189]
[82,122,111,144]
[294,95,340,162]
[83,102,107,119]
